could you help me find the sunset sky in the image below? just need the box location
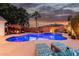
[11,3,79,12]
[11,3,79,21]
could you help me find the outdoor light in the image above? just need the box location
[16,30,19,34]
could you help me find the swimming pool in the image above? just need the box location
[6,33,67,42]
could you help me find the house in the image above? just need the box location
[29,18,68,28]
[0,16,7,36]
[38,24,65,33]
[28,19,68,33]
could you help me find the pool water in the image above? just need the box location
[6,33,67,42]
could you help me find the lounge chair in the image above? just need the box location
[64,48,77,56]
[75,49,79,56]
[51,42,67,52]
[36,43,53,56]
[53,52,66,56]
[51,42,78,56]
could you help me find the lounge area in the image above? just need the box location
[0,3,79,56]
[0,34,79,56]
[36,42,79,56]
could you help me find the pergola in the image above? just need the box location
[8,24,22,34]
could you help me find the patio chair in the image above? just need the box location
[51,42,78,56]
[36,43,54,56]
[75,49,79,56]
[64,48,77,56]
[51,42,67,52]
[53,52,66,56]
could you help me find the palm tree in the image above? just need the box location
[32,11,41,29]
[67,15,72,36]
[70,14,79,39]
[67,15,72,21]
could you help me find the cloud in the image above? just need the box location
[11,3,79,12]
[55,14,70,17]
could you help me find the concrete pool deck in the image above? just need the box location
[0,33,79,56]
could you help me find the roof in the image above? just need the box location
[39,24,64,28]
[48,24,64,27]
[0,16,7,23]
[0,16,6,20]
[8,24,22,29]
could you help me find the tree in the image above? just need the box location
[32,11,41,29]
[67,15,72,21]
[67,15,73,35]
[70,14,79,39]
[0,3,18,24]
[17,7,30,28]
[0,3,30,28]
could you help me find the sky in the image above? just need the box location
[11,3,79,21]
[11,3,79,13]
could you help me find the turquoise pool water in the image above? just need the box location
[6,33,67,42]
